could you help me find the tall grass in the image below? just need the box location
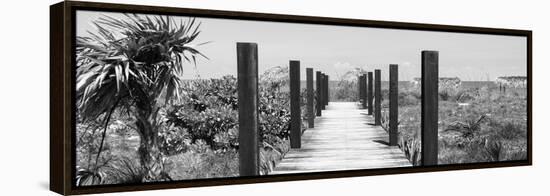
[383,82,527,165]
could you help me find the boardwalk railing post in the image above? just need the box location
[321,73,326,110]
[290,61,301,148]
[389,64,398,146]
[359,75,364,106]
[367,72,373,115]
[358,75,363,105]
[325,75,329,105]
[421,51,439,166]
[374,69,381,125]
[358,75,362,102]
[307,68,314,128]
[362,74,367,109]
[237,42,259,176]
[359,75,363,106]
[316,71,323,116]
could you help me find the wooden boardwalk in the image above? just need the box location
[270,102,411,175]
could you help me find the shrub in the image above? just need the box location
[398,136,421,166]
[157,123,191,156]
[483,139,504,162]
[399,93,420,106]
[102,156,148,184]
[489,121,526,141]
[443,114,489,140]
[334,80,358,102]
[76,156,148,186]
[454,88,478,102]
[160,66,306,176]
[166,105,238,149]
[439,90,452,101]
[166,149,239,180]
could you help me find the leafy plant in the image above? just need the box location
[444,114,489,140]
[399,137,421,166]
[76,166,104,186]
[484,139,504,162]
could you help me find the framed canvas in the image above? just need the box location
[50,1,532,195]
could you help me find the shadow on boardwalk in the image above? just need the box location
[270,102,411,175]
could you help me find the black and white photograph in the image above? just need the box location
[73,9,528,187]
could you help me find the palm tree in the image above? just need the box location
[76,13,207,182]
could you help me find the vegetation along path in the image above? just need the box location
[270,102,411,174]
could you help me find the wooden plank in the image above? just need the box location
[270,102,411,174]
[290,61,301,148]
[367,72,373,115]
[389,64,398,146]
[375,69,381,125]
[307,68,314,128]
[237,42,259,176]
[316,71,322,116]
[421,51,439,166]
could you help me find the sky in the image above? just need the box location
[76,10,527,81]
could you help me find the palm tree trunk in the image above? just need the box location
[135,100,166,182]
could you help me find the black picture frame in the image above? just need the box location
[50,1,532,195]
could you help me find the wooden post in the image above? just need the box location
[358,75,363,105]
[362,74,367,109]
[321,74,326,110]
[315,71,323,116]
[421,51,439,166]
[389,64,398,146]
[237,42,259,176]
[290,61,301,148]
[374,69,381,125]
[307,68,314,128]
[321,73,325,107]
[367,72,373,115]
[358,75,362,101]
[325,75,330,105]
[359,75,363,106]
